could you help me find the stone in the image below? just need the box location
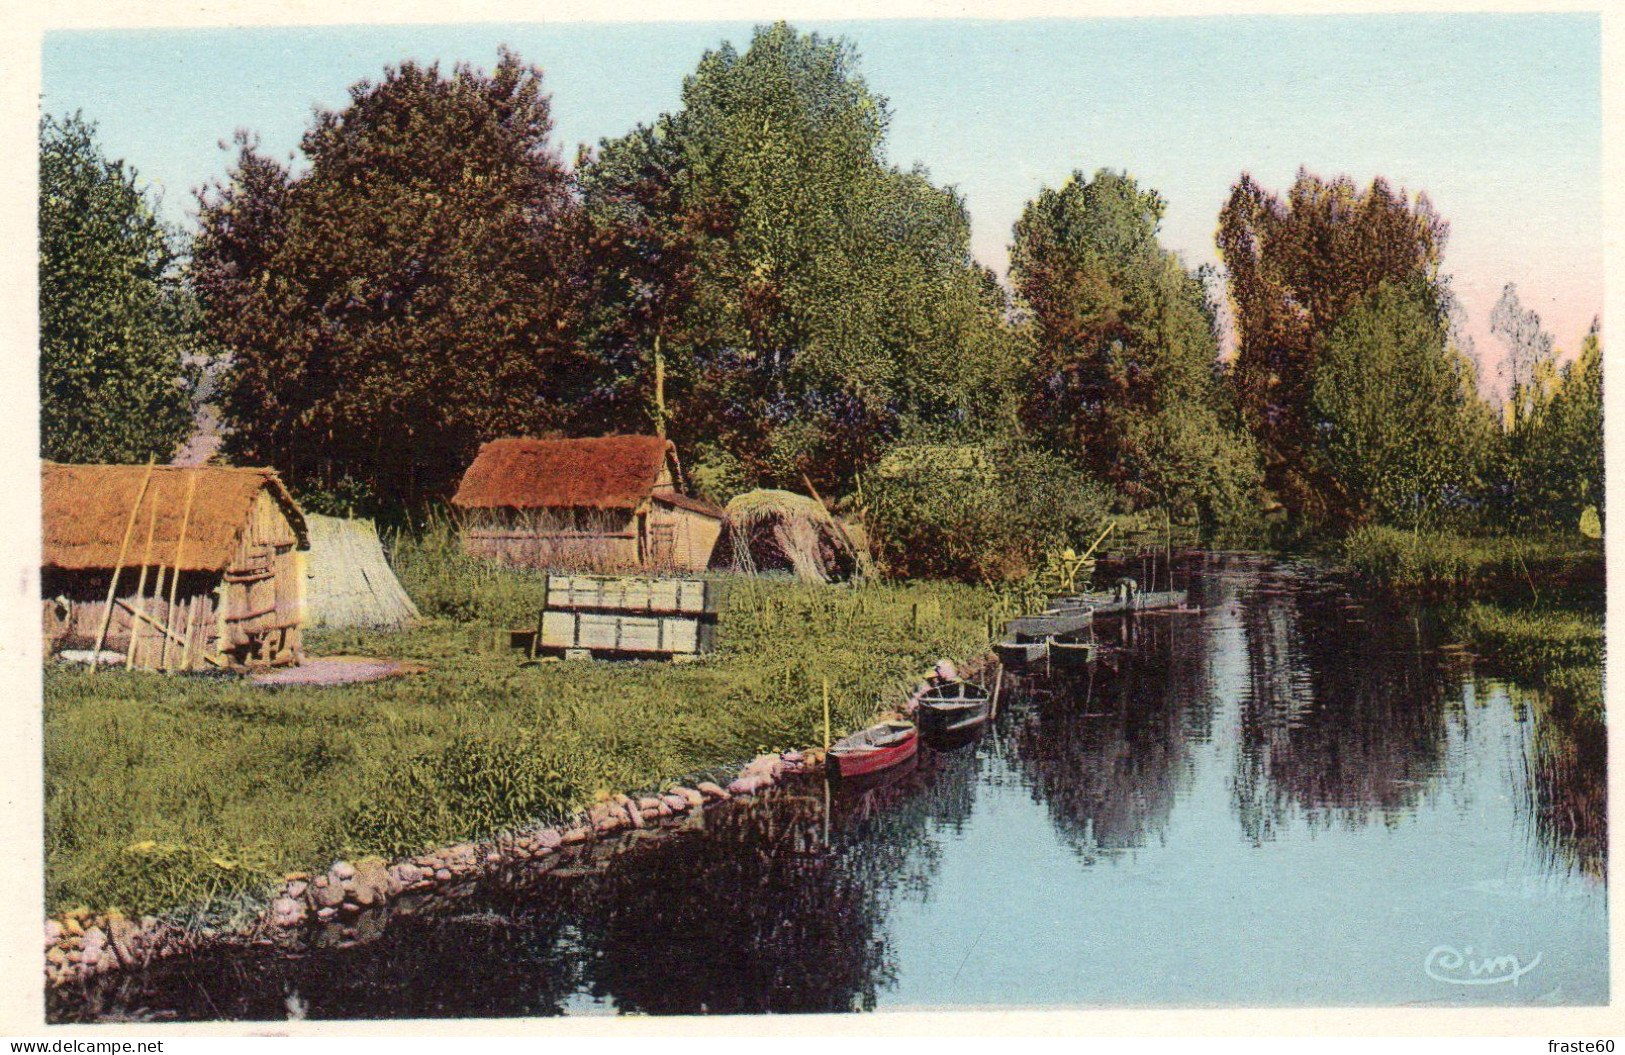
[44,920,62,948]
[697,781,730,801]
[674,786,705,808]
[446,843,477,864]
[271,897,305,928]
[285,880,309,900]
[435,868,453,882]
[63,917,83,938]
[637,796,663,812]
[316,907,338,921]
[662,793,688,812]
[330,860,356,881]
[727,775,762,795]
[746,753,783,776]
[641,806,662,821]
[45,946,67,967]
[486,851,502,864]
[623,803,644,829]
[781,749,805,764]
[311,877,345,909]
[352,858,397,904]
[390,863,423,887]
[535,828,562,849]
[561,826,591,844]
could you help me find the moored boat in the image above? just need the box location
[827,719,919,778]
[916,679,991,737]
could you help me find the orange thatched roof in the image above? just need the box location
[42,463,308,573]
[451,436,682,511]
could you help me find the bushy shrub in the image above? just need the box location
[861,439,1113,582]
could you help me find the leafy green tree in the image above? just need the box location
[1309,281,1476,527]
[861,438,1112,583]
[193,52,588,509]
[579,22,1012,496]
[1510,322,1603,528]
[1009,168,1262,531]
[1217,170,1449,525]
[40,113,200,463]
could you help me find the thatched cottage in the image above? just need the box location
[41,462,310,670]
[451,436,725,573]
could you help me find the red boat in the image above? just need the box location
[827,719,919,778]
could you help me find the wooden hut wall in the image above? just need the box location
[218,488,304,666]
[647,505,723,573]
[459,507,642,571]
[42,568,222,671]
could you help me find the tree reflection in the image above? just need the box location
[1012,615,1208,857]
[571,788,894,1013]
[1231,570,1453,841]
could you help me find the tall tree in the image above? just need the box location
[1489,281,1558,429]
[1010,168,1261,530]
[39,113,199,464]
[1217,169,1449,524]
[1509,320,1603,527]
[193,51,588,510]
[1310,281,1477,526]
[578,22,1011,496]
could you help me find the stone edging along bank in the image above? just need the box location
[43,745,827,989]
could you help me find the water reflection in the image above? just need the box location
[1227,564,1457,839]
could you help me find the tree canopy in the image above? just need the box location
[39,113,199,464]
[1010,168,1261,531]
[192,51,588,510]
[1217,169,1449,525]
[579,22,1012,496]
[1309,281,1477,526]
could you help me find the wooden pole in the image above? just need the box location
[822,677,831,753]
[990,665,1004,721]
[90,459,157,670]
[161,471,198,670]
[181,594,200,671]
[652,334,667,439]
[126,489,163,670]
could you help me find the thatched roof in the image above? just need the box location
[42,462,308,573]
[305,515,421,629]
[653,490,726,519]
[451,436,680,511]
[710,489,862,583]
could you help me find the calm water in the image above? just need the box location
[52,556,1607,1020]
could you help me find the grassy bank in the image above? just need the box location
[1339,525,1604,721]
[45,573,999,917]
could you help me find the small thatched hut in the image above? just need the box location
[451,436,725,573]
[304,515,421,630]
[42,463,309,670]
[709,490,864,584]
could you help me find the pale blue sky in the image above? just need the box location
[41,14,1602,367]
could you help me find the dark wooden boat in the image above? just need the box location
[1046,636,1098,662]
[828,719,919,778]
[994,638,1048,664]
[916,679,991,737]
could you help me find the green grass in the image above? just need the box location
[1340,524,1601,597]
[44,574,999,917]
[1448,600,1604,721]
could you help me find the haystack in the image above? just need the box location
[304,515,421,630]
[710,490,863,584]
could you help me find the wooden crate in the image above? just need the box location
[545,574,716,616]
[539,609,715,658]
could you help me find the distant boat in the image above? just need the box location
[828,719,919,778]
[916,679,991,738]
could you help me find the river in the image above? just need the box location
[50,555,1607,1019]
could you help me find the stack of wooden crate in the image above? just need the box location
[535,574,719,661]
